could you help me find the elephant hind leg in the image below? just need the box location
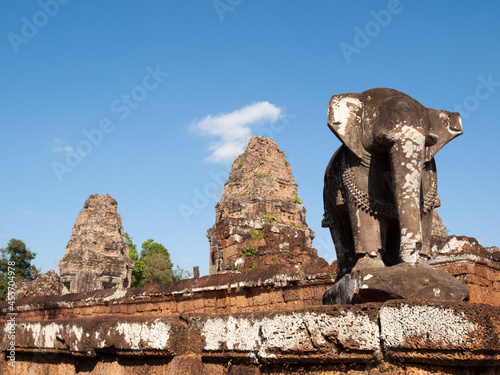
[329,224,355,281]
[326,203,356,281]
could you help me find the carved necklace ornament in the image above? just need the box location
[337,149,438,217]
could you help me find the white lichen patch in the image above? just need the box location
[331,97,362,136]
[400,230,422,247]
[22,322,88,351]
[23,322,64,348]
[202,311,379,358]
[116,323,143,350]
[71,325,83,342]
[303,311,379,351]
[24,322,42,346]
[42,323,62,348]
[103,288,127,302]
[94,329,112,349]
[259,314,314,356]
[438,237,469,254]
[278,242,289,250]
[202,316,261,352]
[402,162,420,198]
[388,125,425,207]
[231,234,242,243]
[380,304,479,348]
[69,325,84,351]
[115,320,170,350]
[143,321,171,349]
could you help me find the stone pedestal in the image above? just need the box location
[323,263,470,305]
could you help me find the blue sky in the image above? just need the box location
[1,1,499,277]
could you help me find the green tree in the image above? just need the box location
[125,232,144,288]
[0,257,7,301]
[125,235,190,287]
[140,239,177,285]
[0,239,38,301]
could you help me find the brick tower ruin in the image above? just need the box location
[58,194,135,294]
[207,136,326,274]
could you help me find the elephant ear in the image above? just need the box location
[327,94,364,159]
[424,109,463,162]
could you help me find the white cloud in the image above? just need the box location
[190,101,282,163]
[50,138,73,153]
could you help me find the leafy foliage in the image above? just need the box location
[125,233,190,287]
[242,244,258,257]
[250,230,263,238]
[237,153,245,168]
[282,151,290,166]
[263,214,277,222]
[125,233,144,288]
[0,239,39,301]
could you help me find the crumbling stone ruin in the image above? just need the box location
[431,235,500,305]
[432,210,448,237]
[14,270,61,298]
[58,194,135,294]
[207,136,326,274]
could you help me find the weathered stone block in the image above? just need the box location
[200,306,380,363]
[380,300,500,365]
[323,263,470,305]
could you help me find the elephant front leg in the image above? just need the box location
[389,126,426,264]
[347,202,385,269]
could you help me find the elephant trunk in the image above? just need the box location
[388,124,426,264]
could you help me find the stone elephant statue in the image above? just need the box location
[322,88,462,280]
